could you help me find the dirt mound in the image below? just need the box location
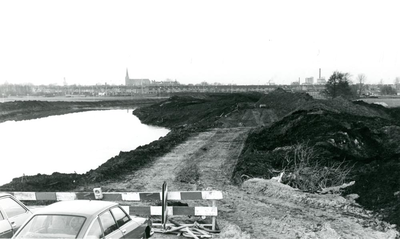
[255,88,392,120]
[239,178,398,238]
[240,111,394,161]
[133,93,262,129]
[302,97,392,119]
[233,99,400,229]
[0,172,81,192]
[255,88,313,118]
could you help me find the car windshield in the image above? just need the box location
[14,214,86,239]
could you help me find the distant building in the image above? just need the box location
[151,79,180,86]
[317,78,326,84]
[316,68,326,84]
[304,77,314,85]
[125,69,150,86]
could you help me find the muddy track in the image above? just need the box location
[99,127,251,192]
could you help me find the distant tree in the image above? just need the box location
[380,85,397,95]
[323,71,355,99]
[357,74,366,97]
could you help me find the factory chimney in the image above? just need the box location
[319,68,321,79]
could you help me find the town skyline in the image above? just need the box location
[2,68,399,87]
[1,1,399,86]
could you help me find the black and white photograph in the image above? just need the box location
[1,1,400,238]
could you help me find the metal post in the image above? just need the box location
[212,200,216,231]
[161,181,168,230]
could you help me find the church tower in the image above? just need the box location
[125,68,130,85]
[125,68,130,81]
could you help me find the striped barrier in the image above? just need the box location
[122,206,217,217]
[5,189,223,230]
[6,191,223,201]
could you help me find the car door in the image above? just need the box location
[110,206,146,239]
[0,196,31,235]
[98,210,124,239]
[0,211,13,238]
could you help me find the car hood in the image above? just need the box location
[130,216,147,225]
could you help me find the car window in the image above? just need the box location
[110,207,130,228]
[0,211,4,220]
[99,211,118,236]
[0,197,26,218]
[87,218,103,239]
[19,215,47,233]
[14,215,85,238]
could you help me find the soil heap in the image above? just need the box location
[233,89,400,228]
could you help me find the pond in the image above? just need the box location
[0,110,169,185]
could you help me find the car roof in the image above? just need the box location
[0,193,12,198]
[34,200,119,217]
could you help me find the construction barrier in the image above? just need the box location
[4,183,223,231]
[7,190,222,202]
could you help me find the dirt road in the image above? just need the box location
[101,127,250,192]
[99,127,398,239]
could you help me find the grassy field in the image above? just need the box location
[361,97,400,107]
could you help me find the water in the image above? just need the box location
[0,110,169,186]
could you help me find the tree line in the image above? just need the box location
[323,71,399,99]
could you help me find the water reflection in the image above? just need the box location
[0,110,169,185]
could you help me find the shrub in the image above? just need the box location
[280,143,353,193]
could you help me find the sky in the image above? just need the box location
[1,0,399,86]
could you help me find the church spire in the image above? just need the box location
[125,68,129,81]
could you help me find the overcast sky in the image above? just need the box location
[1,0,399,86]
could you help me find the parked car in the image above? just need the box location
[12,200,152,239]
[0,193,32,238]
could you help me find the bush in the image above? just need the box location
[280,143,353,193]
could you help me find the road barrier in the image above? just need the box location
[4,183,223,230]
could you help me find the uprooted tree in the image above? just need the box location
[323,71,356,99]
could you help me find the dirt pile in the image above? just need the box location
[255,88,392,120]
[255,88,314,118]
[233,89,400,229]
[133,93,262,129]
[238,178,398,238]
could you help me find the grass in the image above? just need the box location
[361,97,400,107]
[175,163,200,184]
[280,143,353,193]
